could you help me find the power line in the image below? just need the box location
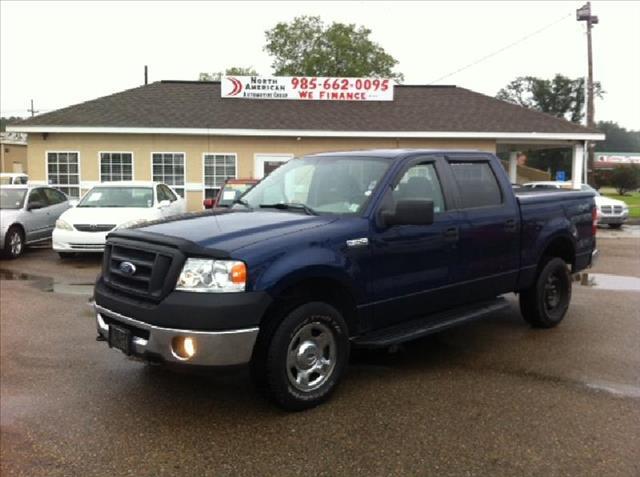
[427,12,573,85]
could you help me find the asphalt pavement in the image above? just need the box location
[1,231,638,476]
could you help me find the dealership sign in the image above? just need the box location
[595,153,640,164]
[221,76,394,101]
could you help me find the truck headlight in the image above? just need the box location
[176,258,246,293]
[55,219,74,231]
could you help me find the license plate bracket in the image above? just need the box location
[108,324,132,355]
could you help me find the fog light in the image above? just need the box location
[172,336,196,360]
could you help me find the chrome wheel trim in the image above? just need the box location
[286,321,337,392]
[9,232,23,256]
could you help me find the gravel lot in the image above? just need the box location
[1,230,639,476]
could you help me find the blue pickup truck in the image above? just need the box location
[94,150,598,410]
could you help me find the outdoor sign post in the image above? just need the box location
[221,75,394,101]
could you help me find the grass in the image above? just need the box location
[599,187,640,218]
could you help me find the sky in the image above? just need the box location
[1,0,639,129]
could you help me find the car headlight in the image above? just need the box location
[115,218,149,230]
[176,258,246,293]
[55,219,74,231]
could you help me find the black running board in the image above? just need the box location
[352,297,510,349]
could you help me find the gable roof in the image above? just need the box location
[9,80,602,140]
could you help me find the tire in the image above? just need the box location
[609,223,622,229]
[2,226,25,259]
[258,302,350,411]
[519,257,572,328]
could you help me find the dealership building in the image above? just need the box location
[8,80,604,210]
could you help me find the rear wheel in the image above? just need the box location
[2,226,25,259]
[258,302,350,411]
[520,257,572,328]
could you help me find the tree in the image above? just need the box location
[496,74,603,123]
[264,16,403,81]
[0,116,23,132]
[595,121,640,152]
[610,165,640,195]
[199,67,258,81]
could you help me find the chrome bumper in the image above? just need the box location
[590,249,599,268]
[95,304,259,366]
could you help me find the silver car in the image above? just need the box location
[1,185,71,259]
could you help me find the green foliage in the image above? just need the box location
[199,67,258,81]
[496,74,603,124]
[595,121,640,152]
[610,165,640,196]
[0,116,23,132]
[264,16,403,82]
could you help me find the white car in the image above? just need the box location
[523,181,629,228]
[53,182,186,257]
[0,173,28,185]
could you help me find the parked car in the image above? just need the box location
[1,185,71,258]
[93,150,597,411]
[0,173,28,185]
[53,181,186,257]
[203,178,258,209]
[523,181,629,228]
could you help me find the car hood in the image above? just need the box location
[595,195,626,207]
[60,206,160,225]
[136,210,338,252]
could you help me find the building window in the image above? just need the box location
[47,152,80,198]
[100,152,133,181]
[203,153,237,199]
[152,153,185,197]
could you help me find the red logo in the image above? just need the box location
[227,77,243,96]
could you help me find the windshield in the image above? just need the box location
[239,155,391,215]
[218,183,255,206]
[0,188,27,209]
[78,187,154,208]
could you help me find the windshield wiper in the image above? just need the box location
[232,198,251,208]
[259,202,317,216]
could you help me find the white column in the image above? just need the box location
[571,142,585,189]
[508,151,518,184]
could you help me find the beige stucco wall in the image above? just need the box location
[26,133,496,210]
[1,142,28,173]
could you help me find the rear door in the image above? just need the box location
[369,155,463,328]
[445,155,520,301]
[42,188,70,230]
[24,188,52,241]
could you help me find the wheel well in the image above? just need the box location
[6,223,25,239]
[541,236,575,270]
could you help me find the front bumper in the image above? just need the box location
[52,228,109,252]
[95,304,259,366]
[598,212,628,225]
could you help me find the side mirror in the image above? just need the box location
[68,199,79,207]
[203,198,215,209]
[158,199,171,209]
[382,199,434,227]
[28,200,46,211]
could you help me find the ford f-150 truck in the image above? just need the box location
[93,150,598,410]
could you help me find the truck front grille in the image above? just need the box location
[102,238,184,302]
[601,206,612,214]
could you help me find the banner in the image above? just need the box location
[221,75,394,101]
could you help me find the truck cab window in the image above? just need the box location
[450,162,502,208]
[392,163,446,213]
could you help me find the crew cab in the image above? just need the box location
[93,150,598,411]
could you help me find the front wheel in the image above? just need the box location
[2,226,25,259]
[519,257,572,328]
[260,302,350,411]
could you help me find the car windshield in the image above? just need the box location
[78,187,154,208]
[218,183,255,206]
[0,188,27,209]
[239,155,391,215]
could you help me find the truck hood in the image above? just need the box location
[594,195,626,207]
[137,210,338,252]
[60,206,161,226]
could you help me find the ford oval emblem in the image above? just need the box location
[119,261,136,275]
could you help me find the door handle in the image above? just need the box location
[443,227,459,242]
[504,219,517,232]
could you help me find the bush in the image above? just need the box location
[610,165,640,195]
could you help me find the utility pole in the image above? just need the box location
[577,2,598,183]
[144,65,148,85]
[28,99,38,117]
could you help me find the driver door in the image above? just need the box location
[24,188,51,242]
[369,156,463,329]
